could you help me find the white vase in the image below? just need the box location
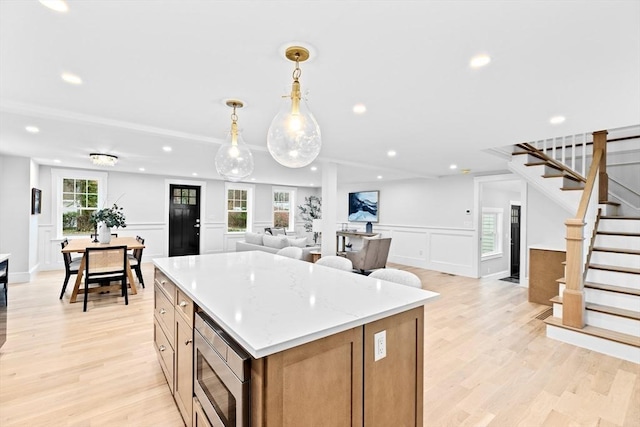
[97,222,112,244]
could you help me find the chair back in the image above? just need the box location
[61,239,73,272]
[85,246,127,279]
[90,233,119,239]
[276,246,304,260]
[133,236,145,262]
[316,256,353,271]
[369,268,422,288]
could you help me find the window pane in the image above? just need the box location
[63,177,100,236]
[63,179,74,192]
[228,212,247,232]
[173,196,181,204]
[87,180,98,194]
[75,180,86,193]
[174,189,181,197]
[189,196,196,205]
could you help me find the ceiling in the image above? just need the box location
[1,1,638,187]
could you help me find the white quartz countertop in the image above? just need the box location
[153,251,439,359]
[0,254,9,263]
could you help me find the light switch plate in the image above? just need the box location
[374,330,386,361]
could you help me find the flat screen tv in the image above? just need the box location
[348,191,379,223]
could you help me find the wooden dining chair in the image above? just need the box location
[127,236,145,288]
[60,239,81,299]
[83,246,128,312]
[90,233,118,239]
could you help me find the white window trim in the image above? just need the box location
[225,182,254,233]
[481,207,503,259]
[52,168,108,239]
[272,186,297,231]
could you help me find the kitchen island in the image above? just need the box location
[153,251,438,427]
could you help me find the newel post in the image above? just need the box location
[563,218,585,328]
[593,130,608,203]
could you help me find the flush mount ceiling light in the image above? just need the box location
[89,153,118,166]
[267,46,322,168]
[215,100,254,182]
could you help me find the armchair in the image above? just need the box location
[345,237,391,274]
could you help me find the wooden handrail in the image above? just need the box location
[519,142,586,183]
[575,149,603,220]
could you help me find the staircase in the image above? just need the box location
[509,133,640,364]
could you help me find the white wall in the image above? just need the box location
[0,155,37,282]
[338,175,478,277]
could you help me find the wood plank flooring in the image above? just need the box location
[1,263,639,426]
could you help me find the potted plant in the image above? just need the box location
[91,203,126,243]
[297,196,321,243]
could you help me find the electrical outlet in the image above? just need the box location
[374,330,386,361]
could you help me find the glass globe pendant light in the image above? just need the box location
[215,100,254,181]
[267,46,321,168]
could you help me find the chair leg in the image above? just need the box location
[122,278,128,305]
[60,272,71,299]
[83,279,89,312]
[135,266,145,288]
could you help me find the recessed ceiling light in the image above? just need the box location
[461,169,471,174]
[309,183,314,186]
[310,166,318,171]
[53,159,61,163]
[377,175,383,180]
[25,126,40,134]
[251,178,256,181]
[353,104,367,114]
[139,167,145,172]
[192,172,198,176]
[162,146,172,152]
[39,0,68,13]
[450,164,457,170]
[470,54,491,69]
[61,72,82,85]
[387,150,397,158]
[550,116,566,125]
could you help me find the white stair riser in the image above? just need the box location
[584,288,640,311]
[546,323,640,364]
[594,234,640,251]
[590,251,640,269]
[598,219,640,234]
[599,204,620,216]
[586,269,640,289]
[553,304,640,336]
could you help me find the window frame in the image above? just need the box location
[52,168,108,239]
[272,186,296,231]
[481,207,503,259]
[224,182,254,233]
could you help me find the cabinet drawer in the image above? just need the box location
[154,268,176,303]
[154,287,175,342]
[175,288,194,327]
[154,320,174,393]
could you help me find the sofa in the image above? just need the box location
[235,232,320,262]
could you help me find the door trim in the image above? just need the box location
[164,179,207,257]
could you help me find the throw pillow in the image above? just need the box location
[263,234,289,249]
[245,232,264,246]
[287,237,308,248]
[271,228,286,235]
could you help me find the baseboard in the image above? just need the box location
[481,269,509,280]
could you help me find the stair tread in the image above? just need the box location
[593,246,640,256]
[549,297,640,320]
[599,200,621,206]
[545,316,640,347]
[584,281,640,296]
[597,231,640,237]
[589,263,640,275]
[601,216,640,220]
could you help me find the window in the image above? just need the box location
[272,187,296,231]
[225,183,253,233]
[481,208,503,258]
[53,169,107,238]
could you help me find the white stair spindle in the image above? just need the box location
[571,134,576,171]
[581,133,587,176]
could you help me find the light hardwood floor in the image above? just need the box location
[1,263,638,426]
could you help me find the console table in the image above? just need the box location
[336,230,378,254]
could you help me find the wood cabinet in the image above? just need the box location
[154,268,194,426]
[192,397,212,427]
[250,306,423,427]
[529,247,565,305]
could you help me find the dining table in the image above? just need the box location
[61,237,144,303]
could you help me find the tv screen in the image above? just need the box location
[348,191,379,223]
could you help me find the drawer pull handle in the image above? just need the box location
[179,301,188,308]
[159,308,166,315]
[159,345,166,352]
[185,339,193,346]
[161,280,167,285]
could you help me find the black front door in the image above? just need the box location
[510,205,521,277]
[169,184,200,257]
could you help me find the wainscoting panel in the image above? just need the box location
[386,228,428,267]
[427,231,475,277]
[202,223,225,254]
